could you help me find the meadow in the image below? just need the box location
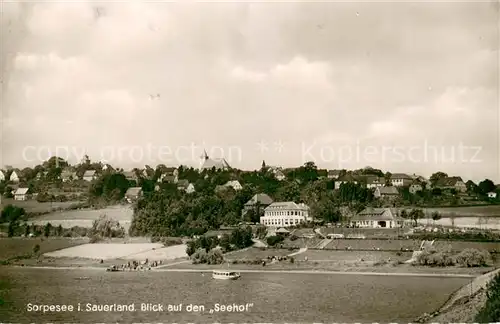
[224,247,298,260]
[43,243,165,260]
[0,199,83,214]
[26,205,133,231]
[0,237,88,262]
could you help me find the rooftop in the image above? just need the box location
[265,202,309,211]
[245,193,274,206]
[14,188,30,195]
[125,187,142,196]
[352,208,403,221]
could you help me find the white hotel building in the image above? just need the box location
[260,202,311,228]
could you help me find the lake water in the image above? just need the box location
[418,216,500,230]
[1,267,469,322]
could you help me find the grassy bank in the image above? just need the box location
[281,238,500,253]
[0,237,88,265]
[475,271,500,322]
[0,199,87,215]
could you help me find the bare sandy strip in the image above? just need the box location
[11,265,476,278]
[43,243,164,260]
[121,244,188,261]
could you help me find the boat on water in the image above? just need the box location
[212,270,241,280]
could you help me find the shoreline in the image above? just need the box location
[6,264,477,278]
[415,267,500,323]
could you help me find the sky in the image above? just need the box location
[0,1,499,182]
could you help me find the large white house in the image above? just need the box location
[350,208,408,229]
[260,202,311,228]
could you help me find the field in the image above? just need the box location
[27,205,133,231]
[300,249,411,262]
[283,237,323,248]
[122,244,188,261]
[319,227,404,238]
[0,237,88,261]
[323,239,499,252]
[43,243,164,260]
[280,238,500,252]
[0,199,83,214]
[224,247,298,260]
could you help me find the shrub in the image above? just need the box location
[266,235,284,246]
[89,234,103,243]
[428,252,455,267]
[88,215,125,238]
[290,234,299,241]
[475,272,500,323]
[206,248,224,265]
[151,237,183,246]
[161,237,183,247]
[289,257,295,264]
[455,249,491,267]
[33,244,40,254]
[416,249,454,267]
[191,248,208,264]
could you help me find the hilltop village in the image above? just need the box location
[1,152,500,323]
[0,151,499,237]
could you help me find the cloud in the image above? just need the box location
[1,1,498,182]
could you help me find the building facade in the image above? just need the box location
[260,202,310,227]
[390,173,413,187]
[14,188,31,201]
[350,208,407,229]
[366,177,385,189]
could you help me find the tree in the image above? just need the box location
[478,179,496,195]
[7,221,16,237]
[1,205,26,223]
[44,223,52,237]
[24,224,31,237]
[431,211,441,225]
[475,272,500,322]
[449,213,456,228]
[409,208,425,226]
[56,224,63,236]
[430,172,448,185]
